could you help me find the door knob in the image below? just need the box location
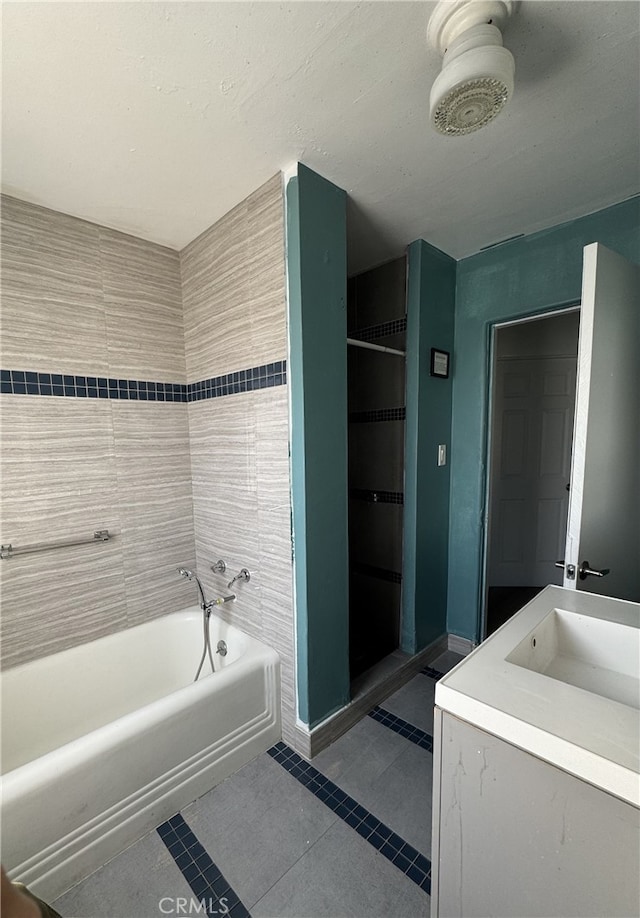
[578,560,610,580]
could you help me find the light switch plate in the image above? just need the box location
[438,444,447,466]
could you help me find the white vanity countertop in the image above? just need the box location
[436,586,640,807]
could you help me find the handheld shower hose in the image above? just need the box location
[177,568,217,681]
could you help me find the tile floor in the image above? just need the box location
[52,650,463,918]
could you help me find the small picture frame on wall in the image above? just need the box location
[430,348,450,378]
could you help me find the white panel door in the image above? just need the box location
[489,356,576,586]
[563,243,640,600]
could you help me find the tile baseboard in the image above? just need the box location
[294,633,449,759]
[447,634,476,655]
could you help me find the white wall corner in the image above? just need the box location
[281,162,299,185]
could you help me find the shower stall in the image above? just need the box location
[347,257,407,680]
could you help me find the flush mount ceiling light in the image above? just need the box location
[427,0,516,135]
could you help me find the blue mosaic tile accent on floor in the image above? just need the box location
[368,706,433,752]
[157,813,251,918]
[421,666,446,680]
[0,361,286,403]
[268,743,431,895]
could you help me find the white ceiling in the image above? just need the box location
[2,1,639,273]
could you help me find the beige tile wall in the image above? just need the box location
[0,397,127,666]
[0,196,197,669]
[181,174,297,747]
[100,228,187,383]
[111,402,196,627]
[1,177,296,747]
[1,197,108,375]
[181,174,287,376]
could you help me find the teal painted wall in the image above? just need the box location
[286,163,350,727]
[448,197,640,642]
[402,240,456,653]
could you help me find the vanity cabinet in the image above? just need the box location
[429,585,640,918]
[430,709,639,917]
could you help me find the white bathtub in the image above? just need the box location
[0,607,280,901]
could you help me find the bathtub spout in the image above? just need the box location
[213,593,236,606]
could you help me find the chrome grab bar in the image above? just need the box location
[0,530,111,560]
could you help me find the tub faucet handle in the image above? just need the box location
[211,559,226,574]
[227,568,251,589]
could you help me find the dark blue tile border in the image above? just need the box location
[421,666,446,680]
[187,361,287,401]
[0,360,287,403]
[157,813,250,918]
[350,488,404,505]
[368,707,433,752]
[349,406,406,423]
[1,369,189,402]
[267,743,431,895]
[348,317,407,343]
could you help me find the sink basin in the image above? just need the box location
[506,608,640,709]
[435,585,640,806]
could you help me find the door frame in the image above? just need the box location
[479,303,581,641]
